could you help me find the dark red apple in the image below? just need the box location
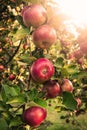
[0,65,5,72]
[22,4,47,28]
[76,98,82,108]
[61,79,74,92]
[43,80,61,98]
[32,24,57,49]
[23,106,47,127]
[30,58,54,83]
[9,74,16,81]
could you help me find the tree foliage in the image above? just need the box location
[0,0,87,130]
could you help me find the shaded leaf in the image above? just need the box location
[0,118,8,130]
[55,57,64,68]
[1,84,20,102]
[62,92,77,110]
[9,116,22,128]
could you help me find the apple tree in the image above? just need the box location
[0,0,87,130]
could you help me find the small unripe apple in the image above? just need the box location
[9,74,16,81]
[22,4,47,28]
[43,80,61,98]
[76,98,82,108]
[30,58,54,84]
[0,65,5,72]
[23,43,29,49]
[23,106,47,127]
[32,24,57,49]
[61,79,74,92]
[0,48,2,53]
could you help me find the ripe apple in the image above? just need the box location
[23,106,47,127]
[61,79,74,92]
[9,74,16,81]
[73,49,83,59]
[32,24,57,49]
[77,28,87,55]
[30,58,54,84]
[22,4,47,28]
[76,98,82,108]
[0,65,5,72]
[79,42,87,55]
[43,80,61,98]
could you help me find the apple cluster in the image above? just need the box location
[21,4,57,49]
[21,4,82,127]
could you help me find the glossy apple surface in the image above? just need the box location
[23,106,47,127]
[61,79,74,92]
[22,4,47,28]
[33,24,57,49]
[30,58,54,83]
[43,80,61,98]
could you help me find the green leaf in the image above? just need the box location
[55,57,64,68]
[61,67,69,77]
[62,92,77,110]
[19,54,36,64]
[34,98,47,108]
[6,94,26,106]
[66,64,79,75]
[9,27,30,42]
[1,84,20,102]
[27,88,39,101]
[0,118,8,130]
[9,116,22,128]
[72,71,87,80]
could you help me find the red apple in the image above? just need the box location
[76,98,82,108]
[77,28,87,55]
[73,49,83,59]
[30,58,54,83]
[23,106,47,127]
[33,24,57,49]
[22,4,47,28]
[61,79,74,92]
[21,6,29,16]
[9,74,16,81]
[43,80,61,98]
[79,42,87,55]
[0,65,5,72]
